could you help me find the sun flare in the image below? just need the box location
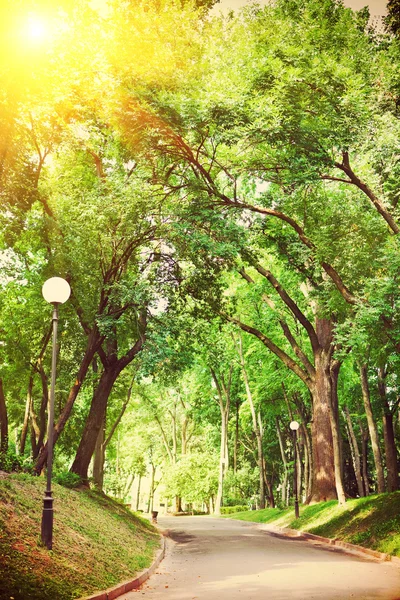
[26,15,47,42]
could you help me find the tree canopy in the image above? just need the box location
[0,0,399,513]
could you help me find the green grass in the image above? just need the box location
[225,492,400,557]
[0,473,160,600]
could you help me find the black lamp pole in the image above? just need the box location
[41,303,59,550]
[290,420,300,519]
[293,427,300,519]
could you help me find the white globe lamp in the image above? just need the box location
[42,277,71,304]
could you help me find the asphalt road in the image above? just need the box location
[119,516,400,600]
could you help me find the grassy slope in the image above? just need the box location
[0,473,160,600]
[226,492,400,557]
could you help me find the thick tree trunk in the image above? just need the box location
[0,379,8,454]
[360,364,385,493]
[226,303,343,505]
[70,365,121,481]
[343,406,364,497]
[70,324,145,482]
[93,414,106,490]
[308,320,343,503]
[174,496,183,513]
[34,331,102,474]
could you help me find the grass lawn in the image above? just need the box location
[0,473,160,600]
[226,492,400,557]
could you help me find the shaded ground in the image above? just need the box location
[119,516,400,600]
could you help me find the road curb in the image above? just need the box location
[78,534,166,600]
[260,524,397,563]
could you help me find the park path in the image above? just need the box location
[119,516,400,600]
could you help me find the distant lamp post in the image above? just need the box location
[41,277,70,549]
[289,420,300,519]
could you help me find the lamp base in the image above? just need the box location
[41,491,53,550]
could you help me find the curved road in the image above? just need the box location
[119,516,400,600]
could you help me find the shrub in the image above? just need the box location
[54,471,82,488]
[0,450,25,473]
[220,505,249,514]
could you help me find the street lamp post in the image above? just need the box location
[41,277,70,550]
[289,420,300,519]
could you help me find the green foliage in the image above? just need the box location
[162,452,218,504]
[220,505,249,514]
[0,450,27,474]
[53,471,82,489]
[0,0,400,529]
[385,0,400,36]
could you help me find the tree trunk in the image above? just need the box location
[215,410,228,515]
[276,418,289,505]
[70,364,121,481]
[358,418,370,496]
[237,336,266,508]
[301,421,312,501]
[234,398,239,475]
[308,320,342,503]
[20,377,33,455]
[124,472,135,501]
[70,326,145,482]
[343,406,364,497]
[0,379,8,454]
[263,456,275,508]
[30,422,38,458]
[382,411,399,492]
[36,363,49,454]
[360,364,385,493]
[148,463,156,513]
[225,304,342,504]
[378,368,399,492]
[135,474,141,511]
[292,393,313,500]
[211,367,231,516]
[93,413,106,490]
[327,358,346,505]
[34,331,102,474]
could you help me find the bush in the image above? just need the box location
[0,450,25,473]
[220,505,249,514]
[54,471,82,488]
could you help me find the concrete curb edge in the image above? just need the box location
[78,534,166,600]
[260,523,400,565]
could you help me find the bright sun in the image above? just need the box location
[26,15,47,42]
